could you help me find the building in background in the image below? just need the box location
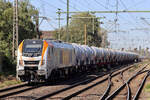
[40,31,54,39]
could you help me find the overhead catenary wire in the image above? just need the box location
[118,0,149,48]
[30,0,150,50]
[69,0,91,11]
[44,18,57,30]
[59,0,80,11]
[94,0,110,10]
[39,0,60,10]
[119,0,144,29]
[127,0,149,10]
[114,0,148,49]
[113,0,119,38]
[75,0,92,11]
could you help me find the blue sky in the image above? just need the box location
[29,0,150,50]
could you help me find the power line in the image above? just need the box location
[119,0,144,28]
[115,0,119,33]
[128,0,149,10]
[38,16,57,30]
[57,10,150,14]
[84,0,93,11]
[119,0,128,10]
[66,0,69,42]
[39,0,46,16]
[75,0,92,11]
[57,10,150,33]
[141,17,150,26]
[39,0,59,9]
[59,0,80,11]
[94,0,110,10]
[117,14,142,29]
[66,0,92,11]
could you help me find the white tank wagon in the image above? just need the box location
[81,45,95,65]
[108,49,117,64]
[99,48,110,64]
[91,46,103,64]
[72,43,83,66]
[16,39,139,82]
[77,45,87,65]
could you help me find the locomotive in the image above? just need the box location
[16,39,139,82]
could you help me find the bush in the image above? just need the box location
[1,54,16,76]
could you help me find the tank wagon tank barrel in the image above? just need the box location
[16,39,139,82]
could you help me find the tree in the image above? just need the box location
[0,1,14,58]
[18,1,38,43]
[54,12,109,47]
[0,0,38,71]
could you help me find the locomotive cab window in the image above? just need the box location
[22,40,43,57]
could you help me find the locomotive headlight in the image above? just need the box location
[19,60,24,66]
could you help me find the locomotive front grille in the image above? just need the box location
[24,61,39,65]
[24,66,38,70]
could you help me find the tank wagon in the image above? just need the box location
[16,39,139,82]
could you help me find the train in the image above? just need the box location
[16,39,139,82]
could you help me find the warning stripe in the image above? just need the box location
[18,40,24,61]
[41,40,48,65]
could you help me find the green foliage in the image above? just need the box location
[18,1,38,43]
[144,83,150,92]
[0,80,21,88]
[0,0,38,72]
[54,12,109,47]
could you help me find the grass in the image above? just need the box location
[144,83,150,92]
[0,80,21,88]
[128,61,148,72]
[128,64,140,72]
[0,72,22,88]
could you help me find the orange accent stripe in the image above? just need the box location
[18,40,24,61]
[41,40,49,65]
[18,40,24,53]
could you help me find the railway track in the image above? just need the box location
[0,83,28,93]
[103,63,150,100]
[61,63,146,100]
[133,70,150,100]
[0,74,85,99]
[34,63,139,100]
[0,82,47,98]
[0,68,95,99]
[0,62,144,100]
[0,65,107,99]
